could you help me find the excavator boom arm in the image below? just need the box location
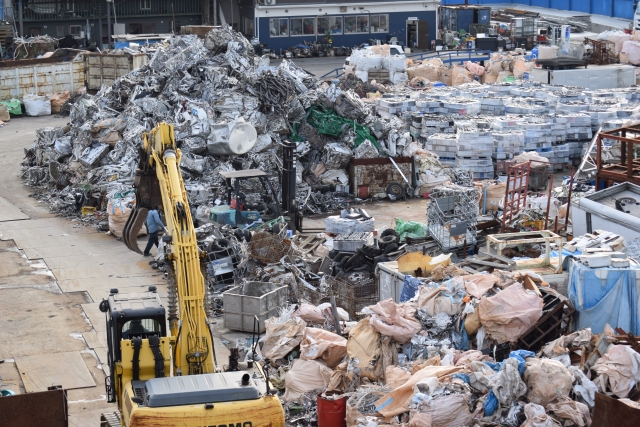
[123,123,215,375]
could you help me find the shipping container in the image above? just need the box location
[0,52,84,100]
[530,64,635,90]
[84,52,147,91]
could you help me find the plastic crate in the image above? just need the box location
[334,232,374,252]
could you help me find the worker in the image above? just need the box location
[143,207,163,257]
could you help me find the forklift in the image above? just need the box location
[214,141,302,231]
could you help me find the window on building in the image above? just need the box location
[290,18,302,36]
[356,15,369,33]
[174,21,181,33]
[303,17,315,35]
[317,16,342,35]
[140,0,151,10]
[269,18,288,37]
[129,23,156,34]
[69,25,83,36]
[56,26,65,37]
[370,15,389,33]
[345,15,370,34]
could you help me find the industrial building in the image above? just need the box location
[243,0,438,53]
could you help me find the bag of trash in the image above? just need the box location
[462,273,498,299]
[107,198,145,238]
[523,358,573,407]
[386,365,411,389]
[0,98,22,115]
[300,327,347,368]
[452,64,474,86]
[408,413,433,427]
[262,317,306,362]
[465,61,485,76]
[365,299,422,344]
[522,403,562,427]
[374,365,462,417]
[416,279,465,316]
[293,303,326,324]
[283,358,333,402]
[546,396,592,427]
[478,283,543,343]
[317,302,350,323]
[411,393,474,427]
[347,318,381,381]
[513,151,550,169]
[0,104,9,122]
[489,358,527,406]
[49,90,70,114]
[592,344,640,398]
[23,94,51,116]
[395,218,428,240]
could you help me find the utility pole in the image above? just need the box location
[106,0,112,48]
[18,0,24,37]
[214,0,218,26]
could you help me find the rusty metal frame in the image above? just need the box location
[501,162,530,233]
[486,230,564,273]
[501,160,574,233]
[595,124,640,189]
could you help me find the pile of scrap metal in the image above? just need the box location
[20,27,424,228]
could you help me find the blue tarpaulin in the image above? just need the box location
[568,261,640,335]
[400,275,421,302]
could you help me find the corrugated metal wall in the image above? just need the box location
[440,0,635,20]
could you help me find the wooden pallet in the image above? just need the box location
[457,249,516,274]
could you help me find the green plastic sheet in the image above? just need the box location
[290,106,378,150]
[0,98,22,115]
[395,218,428,240]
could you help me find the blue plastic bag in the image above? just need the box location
[484,390,499,416]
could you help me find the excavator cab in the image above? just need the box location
[99,287,167,405]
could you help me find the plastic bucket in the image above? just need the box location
[317,395,347,427]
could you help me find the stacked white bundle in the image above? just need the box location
[493,131,525,160]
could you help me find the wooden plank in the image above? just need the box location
[477,250,516,265]
[467,259,515,270]
[15,351,96,392]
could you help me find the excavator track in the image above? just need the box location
[100,411,121,427]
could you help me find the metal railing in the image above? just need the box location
[407,49,492,64]
[12,0,201,21]
[320,67,344,79]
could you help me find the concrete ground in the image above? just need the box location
[0,115,167,425]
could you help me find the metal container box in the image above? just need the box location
[222,282,288,332]
[376,261,405,303]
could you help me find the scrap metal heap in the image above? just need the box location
[20,28,415,224]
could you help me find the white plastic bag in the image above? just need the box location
[23,94,51,116]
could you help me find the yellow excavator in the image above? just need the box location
[99,122,285,427]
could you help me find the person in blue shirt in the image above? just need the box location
[143,207,164,257]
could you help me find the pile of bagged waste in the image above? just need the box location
[237,247,640,426]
